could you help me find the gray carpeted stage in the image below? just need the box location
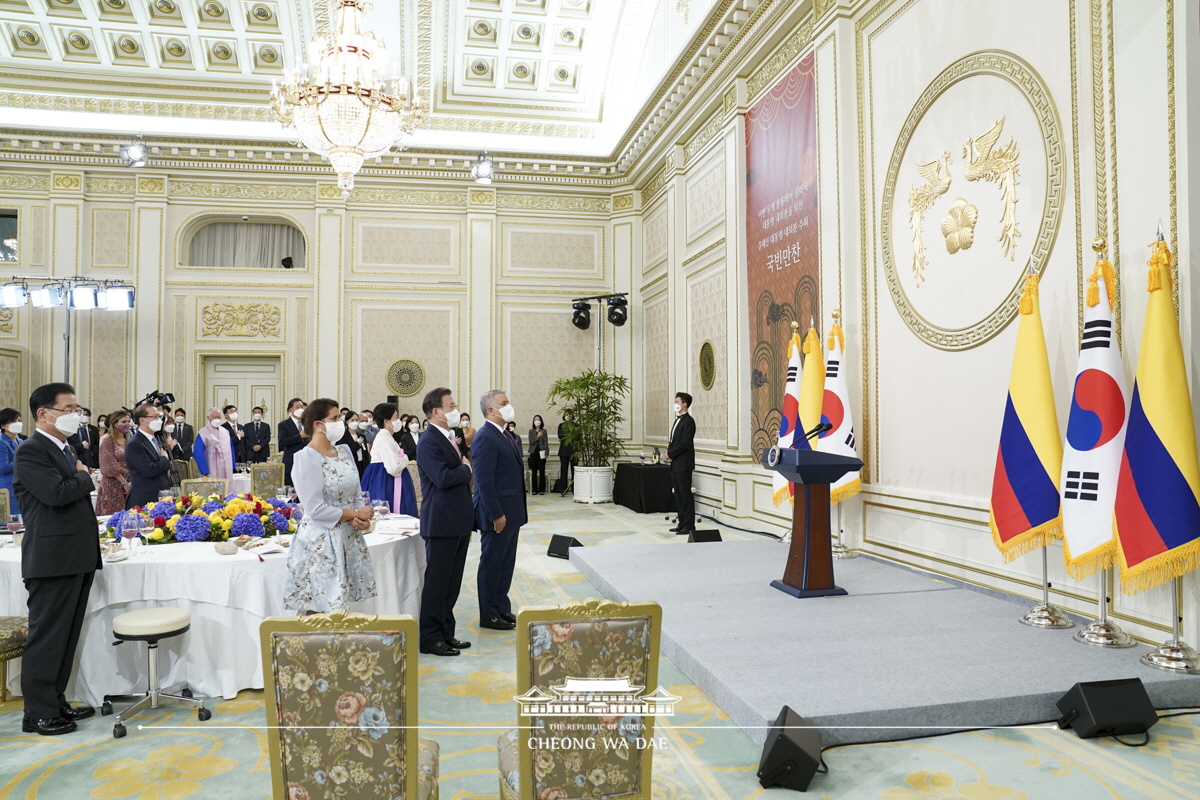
[570,540,1200,746]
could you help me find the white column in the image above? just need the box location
[314,207,345,398]
[466,188,496,405]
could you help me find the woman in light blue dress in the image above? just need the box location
[284,398,377,613]
[0,407,22,516]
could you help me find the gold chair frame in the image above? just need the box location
[250,462,285,498]
[179,478,228,498]
[260,611,421,800]
[0,618,26,704]
[0,488,10,524]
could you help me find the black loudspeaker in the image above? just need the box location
[688,529,722,543]
[1056,678,1158,738]
[547,535,583,559]
[387,395,399,405]
[757,705,822,791]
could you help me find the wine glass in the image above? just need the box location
[359,490,371,508]
[285,485,297,502]
[6,514,21,546]
[371,499,389,519]
[275,486,289,503]
[159,489,174,500]
[137,513,154,552]
[121,514,140,553]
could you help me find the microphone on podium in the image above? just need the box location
[800,422,832,443]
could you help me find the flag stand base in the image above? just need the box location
[1074,620,1136,648]
[1019,603,1074,629]
[1141,641,1200,674]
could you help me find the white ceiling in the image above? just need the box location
[0,0,718,157]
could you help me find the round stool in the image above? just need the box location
[102,607,211,738]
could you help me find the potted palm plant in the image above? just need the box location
[547,369,630,503]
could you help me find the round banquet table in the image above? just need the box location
[0,532,425,707]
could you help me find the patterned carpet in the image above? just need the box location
[0,496,1198,799]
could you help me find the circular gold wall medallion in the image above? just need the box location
[699,340,716,390]
[155,0,176,12]
[880,51,1064,351]
[473,20,491,36]
[203,1,224,16]
[68,31,89,49]
[212,42,232,60]
[386,359,426,398]
[118,36,139,54]
[252,4,272,21]
[471,59,488,75]
[258,45,278,63]
[513,63,529,78]
[17,28,39,46]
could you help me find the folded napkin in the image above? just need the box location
[373,516,421,536]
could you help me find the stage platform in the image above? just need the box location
[570,540,1200,746]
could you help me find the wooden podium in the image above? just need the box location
[762,446,863,598]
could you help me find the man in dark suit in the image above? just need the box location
[79,407,99,469]
[13,382,100,735]
[245,406,272,463]
[278,398,306,485]
[221,405,246,465]
[472,390,527,631]
[555,410,575,494]
[125,404,173,508]
[666,391,697,534]
[416,387,475,657]
[173,408,195,454]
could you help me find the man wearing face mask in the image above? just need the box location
[13,383,99,735]
[666,392,697,534]
[194,407,235,482]
[173,409,195,454]
[244,406,272,464]
[125,404,173,508]
[472,390,527,631]
[415,387,475,656]
[279,398,307,485]
[222,405,247,465]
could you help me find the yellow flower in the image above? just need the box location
[92,744,236,800]
[149,529,164,541]
[288,522,296,532]
[447,670,517,704]
[260,515,270,523]
[174,502,183,511]
[221,520,233,530]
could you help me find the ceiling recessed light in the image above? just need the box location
[472,59,489,75]
[473,20,491,35]
[259,45,278,63]
[155,0,176,12]
[118,36,138,54]
[103,0,127,8]
[561,29,576,43]
[518,24,534,39]
[513,63,530,78]
[68,31,89,49]
[212,42,232,60]
[165,38,186,57]
[252,4,272,21]
[203,1,224,16]
[17,28,39,47]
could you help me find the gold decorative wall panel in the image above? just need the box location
[347,188,468,206]
[642,201,669,271]
[91,208,131,268]
[87,312,128,415]
[355,306,454,411]
[170,181,316,201]
[495,194,610,213]
[198,301,283,339]
[85,177,135,195]
[0,308,14,337]
[353,218,460,274]
[685,150,726,243]
[687,268,728,441]
[502,224,605,280]
[28,205,45,266]
[0,349,20,412]
[0,174,51,192]
[642,294,670,440]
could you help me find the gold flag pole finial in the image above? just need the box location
[790,320,800,331]
[1092,237,1107,256]
[1157,219,1167,242]
[831,309,841,321]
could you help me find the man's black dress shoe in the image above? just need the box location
[22,716,77,736]
[480,617,516,631]
[675,528,695,536]
[446,637,472,650]
[420,641,460,657]
[501,612,516,624]
[60,703,95,722]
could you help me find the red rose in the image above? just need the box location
[153,517,166,528]
[255,503,263,515]
[181,497,191,507]
[281,507,292,518]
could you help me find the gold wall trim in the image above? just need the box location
[170,180,316,201]
[0,173,50,192]
[347,187,468,206]
[84,176,135,195]
[640,154,676,201]
[682,237,726,268]
[747,18,815,102]
[683,109,725,165]
[495,194,610,213]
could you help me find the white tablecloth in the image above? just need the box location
[0,532,426,706]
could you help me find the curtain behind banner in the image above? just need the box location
[746,53,820,460]
[189,222,306,269]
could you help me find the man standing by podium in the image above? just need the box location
[666,392,696,534]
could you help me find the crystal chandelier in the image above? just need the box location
[270,0,422,198]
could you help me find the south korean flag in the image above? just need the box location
[819,323,861,504]
[1061,264,1128,578]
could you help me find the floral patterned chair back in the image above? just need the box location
[497,599,662,800]
[180,478,228,499]
[260,612,439,800]
[0,488,9,524]
[251,462,285,499]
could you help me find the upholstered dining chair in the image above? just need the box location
[250,462,285,498]
[179,478,228,498]
[0,616,27,703]
[0,488,10,524]
[497,598,664,800]
[261,612,440,800]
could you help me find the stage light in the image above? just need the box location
[69,283,100,309]
[102,284,135,310]
[0,282,27,307]
[606,295,628,326]
[572,300,591,330]
[471,152,494,184]
[30,284,63,307]
[119,135,148,168]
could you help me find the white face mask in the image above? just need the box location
[348,421,360,430]
[443,409,461,428]
[175,416,184,424]
[534,420,542,427]
[52,411,82,437]
[293,407,304,419]
[80,415,89,424]
[459,417,470,427]
[209,418,223,428]
[148,417,164,432]
[409,422,419,432]
[7,421,22,435]
[321,420,346,441]
[674,403,682,414]
[227,412,238,422]
[252,413,262,421]
[499,404,516,423]
[164,424,176,434]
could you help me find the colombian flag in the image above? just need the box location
[772,325,805,507]
[1114,239,1200,594]
[990,273,1063,561]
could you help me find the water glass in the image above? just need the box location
[275,486,289,503]
[158,489,174,500]
[286,485,297,502]
[359,490,371,507]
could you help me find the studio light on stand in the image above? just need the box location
[0,281,27,308]
[69,283,100,310]
[100,282,135,311]
[606,295,628,326]
[30,283,63,308]
[572,301,591,330]
[471,152,494,185]
[119,135,148,168]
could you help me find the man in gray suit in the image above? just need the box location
[13,383,100,735]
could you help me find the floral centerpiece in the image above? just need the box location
[106,493,303,545]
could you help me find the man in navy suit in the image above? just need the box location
[416,387,475,657]
[244,406,272,463]
[125,404,172,508]
[278,398,306,485]
[471,389,527,631]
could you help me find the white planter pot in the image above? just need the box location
[573,465,613,504]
